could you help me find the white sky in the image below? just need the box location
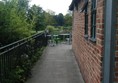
[29,0,72,15]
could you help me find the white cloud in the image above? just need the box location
[29,0,72,15]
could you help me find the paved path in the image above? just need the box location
[26,44,84,83]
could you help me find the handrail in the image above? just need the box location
[0,32,44,52]
[0,31,48,83]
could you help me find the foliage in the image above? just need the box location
[0,0,72,82]
[44,11,57,26]
[46,25,56,34]
[64,13,72,26]
[0,0,32,45]
[54,13,65,26]
[0,0,72,46]
[6,46,45,83]
[27,5,45,31]
[7,66,25,83]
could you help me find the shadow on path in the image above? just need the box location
[26,44,84,83]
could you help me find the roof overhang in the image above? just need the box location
[69,0,88,12]
[69,0,81,11]
[69,0,75,11]
[80,0,88,12]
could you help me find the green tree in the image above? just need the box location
[54,13,64,26]
[58,13,64,26]
[64,13,72,26]
[0,0,32,45]
[46,25,56,34]
[27,5,45,32]
[44,10,57,26]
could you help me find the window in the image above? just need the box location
[90,0,97,41]
[80,0,88,38]
[84,6,88,37]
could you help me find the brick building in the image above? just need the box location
[69,0,118,83]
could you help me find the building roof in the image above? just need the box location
[80,0,88,12]
[69,0,75,11]
[69,0,81,11]
[69,0,88,11]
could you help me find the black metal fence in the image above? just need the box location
[0,32,48,83]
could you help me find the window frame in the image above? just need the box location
[84,6,88,38]
[90,0,97,42]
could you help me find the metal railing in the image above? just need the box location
[0,32,48,83]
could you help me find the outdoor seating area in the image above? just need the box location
[47,33,72,46]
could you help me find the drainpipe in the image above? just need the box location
[103,0,116,83]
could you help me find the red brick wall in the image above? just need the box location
[72,0,104,83]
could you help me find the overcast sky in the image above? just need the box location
[29,0,72,15]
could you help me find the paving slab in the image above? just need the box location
[26,44,84,83]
